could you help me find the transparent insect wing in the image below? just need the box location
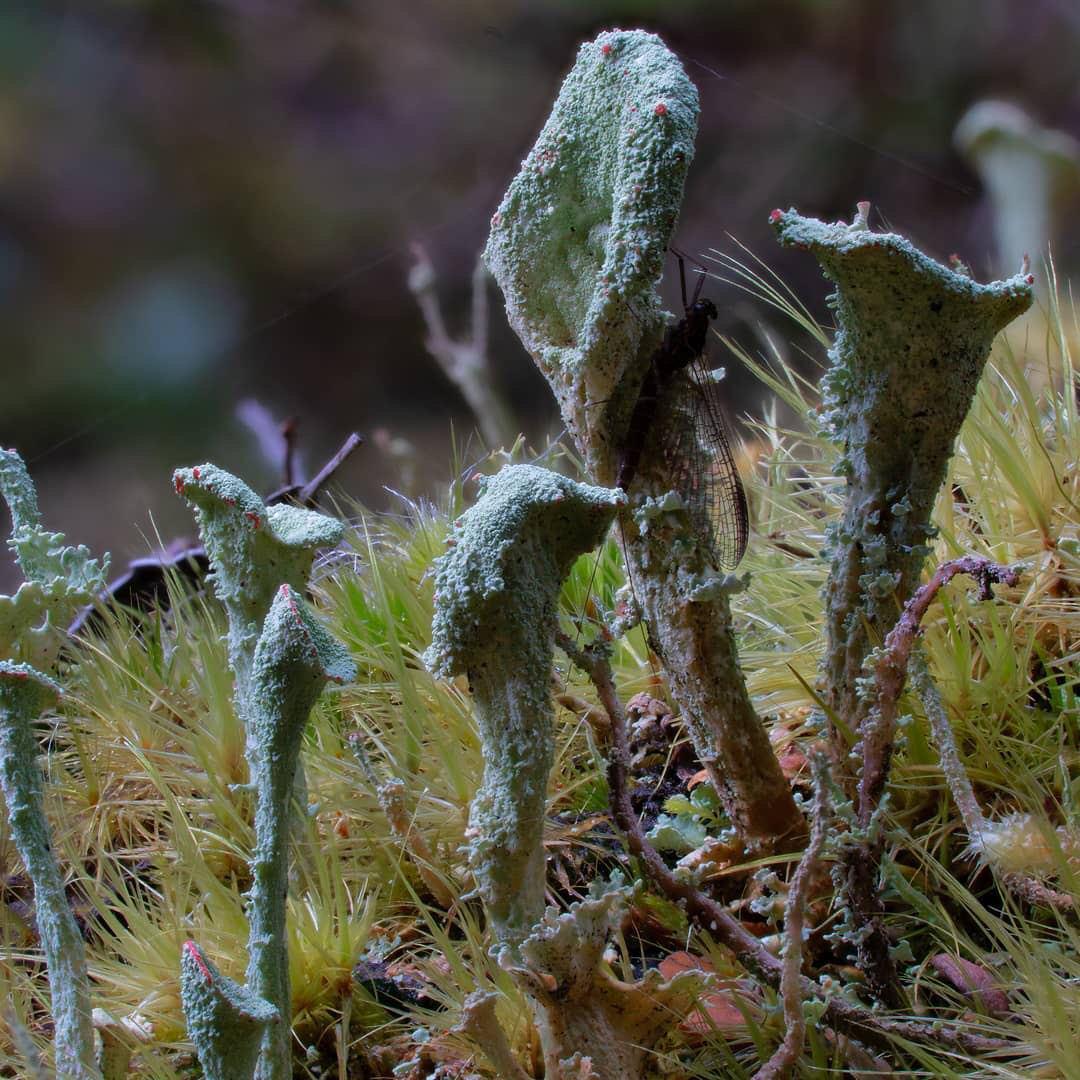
[657,356,749,572]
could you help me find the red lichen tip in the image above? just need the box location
[192,467,201,480]
[768,208,784,224]
[183,940,213,983]
[600,43,612,56]
[245,511,262,529]
[1026,274,1036,285]
[173,474,185,495]
[653,101,668,117]
[282,586,304,627]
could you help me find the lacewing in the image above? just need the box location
[615,256,748,572]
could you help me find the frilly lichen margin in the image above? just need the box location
[424,464,622,950]
[483,29,699,479]
[507,886,705,1079]
[0,447,108,671]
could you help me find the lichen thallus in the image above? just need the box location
[572,253,749,642]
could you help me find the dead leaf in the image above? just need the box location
[658,952,756,1040]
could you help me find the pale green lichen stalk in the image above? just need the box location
[484,28,698,478]
[0,665,100,1080]
[771,205,1032,751]
[0,449,108,1080]
[425,464,622,950]
[180,942,278,1080]
[174,466,355,1079]
[482,31,803,849]
[244,584,356,1080]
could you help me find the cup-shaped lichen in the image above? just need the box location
[771,206,1033,752]
[484,29,698,479]
[425,464,622,950]
[482,31,803,848]
[172,464,344,708]
[955,101,1080,287]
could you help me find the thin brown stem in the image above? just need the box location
[846,556,1019,1004]
[297,432,364,506]
[859,556,1019,825]
[754,753,831,1080]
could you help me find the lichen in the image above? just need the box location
[0,448,107,671]
[0,450,108,1079]
[174,466,355,1080]
[483,29,698,478]
[771,205,1032,751]
[482,32,803,850]
[172,464,343,703]
[179,942,278,1080]
[0,663,100,1080]
[425,464,622,949]
[244,585,356,1080]
[508,888,703,1079]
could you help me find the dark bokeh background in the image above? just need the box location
[2,0,1078,582]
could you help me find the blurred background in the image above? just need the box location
[2,0,1078,584]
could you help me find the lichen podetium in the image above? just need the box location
[425,464,623,951]
[426,465,706,1079]
[771,205,1033,760]
[0,448,107,1079]
[174,466,356,1080]
[483,30,803,848]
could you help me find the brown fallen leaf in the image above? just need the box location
[658,951,758,1041]
[686,767,710,790]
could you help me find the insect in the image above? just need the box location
[615,253,749,572]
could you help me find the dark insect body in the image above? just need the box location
[615,258,749,572]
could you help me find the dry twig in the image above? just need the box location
[408,244,518,449]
